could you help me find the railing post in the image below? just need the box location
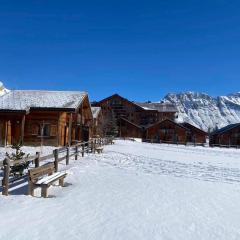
[35,152,40,168]
[82,144,84,157]
[53,149,59,172]
[66,147,70,165]
[87,142,89,154]
[75,145,78,160]
[2,157,10,196]
[93,139,96,154]
[90,140,93,153]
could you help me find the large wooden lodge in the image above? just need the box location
[93,93,208,144]
[0,90,93,146]
[93,93,178,135]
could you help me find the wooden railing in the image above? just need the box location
[1,137,114,196]
[210,143,240,149]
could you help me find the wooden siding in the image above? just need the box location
[146,119,188,143]
[210,125,240,146]
[120,118,143,138]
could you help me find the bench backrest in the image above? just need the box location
[28,163,55,183]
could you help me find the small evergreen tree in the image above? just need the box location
[6,143,30,176]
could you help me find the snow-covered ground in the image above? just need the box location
[1,140,240,240]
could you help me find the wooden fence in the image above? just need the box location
[210,143,240,149]
[1,137,114,196]
[142,139,206,147]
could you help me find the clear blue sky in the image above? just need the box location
[0,0,239,101]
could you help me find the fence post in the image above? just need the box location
[82,144,84,157]
[53,149,59,172]
[66,147,70,165]
[35,152,40,168]
[2,157,10,196]
[87,142,89,154]
[93,139,96,154]
[75,145,78,160]
[90,140,93,153]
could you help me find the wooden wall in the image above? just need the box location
[24,110,60,146]
[146,120,187,143]
[120,119,143,138]
[97,94,176,137]
[210,126,240,146]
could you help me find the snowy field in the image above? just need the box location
[1,140,240,240]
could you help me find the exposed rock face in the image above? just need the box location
[163,92,240,131]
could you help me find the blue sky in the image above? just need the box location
[0,0,239,101]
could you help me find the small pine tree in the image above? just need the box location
[6,143,30,176]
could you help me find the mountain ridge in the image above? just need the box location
[163,91,240,131]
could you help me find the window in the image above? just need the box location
[31,124,39,135]
[39,124,51,137]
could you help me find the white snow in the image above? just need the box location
[164,91,240,131]
[1,140,240,239]
[0,81,9,97]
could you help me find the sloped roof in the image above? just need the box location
[211,123,240,135]
[91,106,101,119]
[134,102,177,112]
[146,118,189,130]
[0,90,87,112]
[180,122,207,134]
[120,118,143,129]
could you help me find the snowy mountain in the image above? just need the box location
[0,81,9,96]
[163,92,240,131]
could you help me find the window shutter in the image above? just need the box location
[50,125,57,136]
[31,124,39,135]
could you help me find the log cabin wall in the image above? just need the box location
[92,112,103,137]
[146,120,188,143]
[0,113,25,146]
[120,118,143,138]
[210,125,240,146]
[96,94,177,137]
[24,110,60,146]
[181,123,207,144]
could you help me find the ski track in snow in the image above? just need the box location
[85,142,240,185]
[1,140,240,240]
[94,151,240,184]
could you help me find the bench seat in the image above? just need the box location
[28,163,68,198]
[36,172,67,185]
[95,147,104,153]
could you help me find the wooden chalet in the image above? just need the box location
[210,123,240,147]
[180,122,207,144]
[119,118,143,138]
[91,106,103,137]
[0,90,93,146]
[145,119,188,143]
[94,94,177,137]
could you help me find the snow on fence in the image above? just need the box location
[0,137,114,196]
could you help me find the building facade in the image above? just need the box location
[0,90,93,146]
[94,94,178,138]
[210,123,240,147]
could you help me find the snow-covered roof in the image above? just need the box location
[91,107,101,119]
[0,90,87,112]
[134,102,178,112]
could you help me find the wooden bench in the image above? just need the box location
[28,163,67,198]
[95,146,104,154]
